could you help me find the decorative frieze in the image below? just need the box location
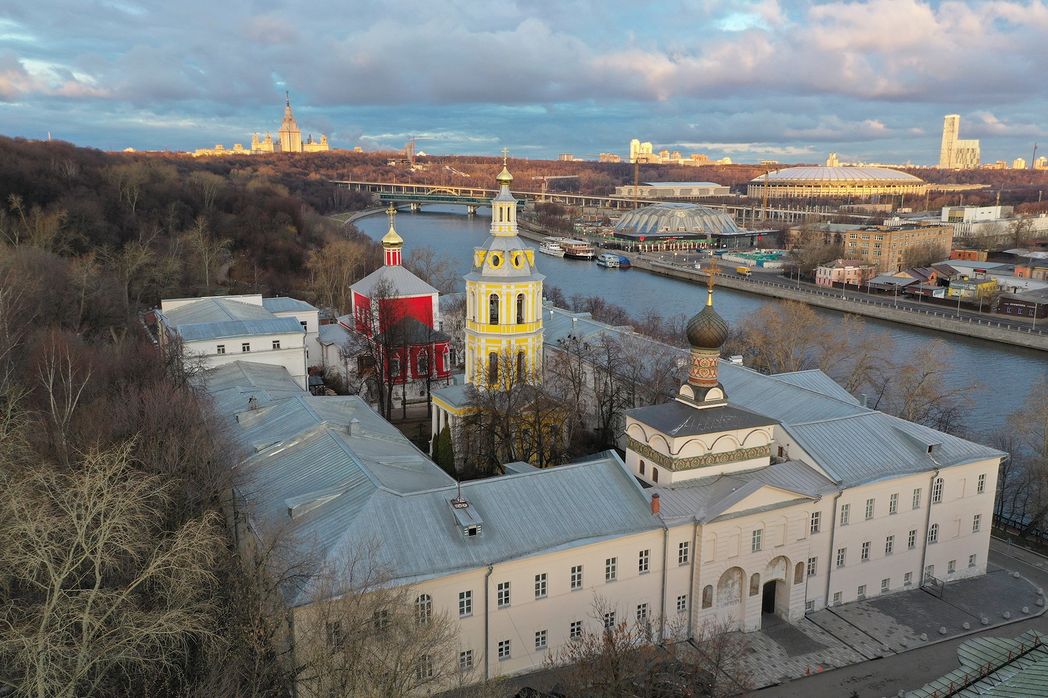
[628,436,770,471]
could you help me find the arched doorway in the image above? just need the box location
[761,556,792,626]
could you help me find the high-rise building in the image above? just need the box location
[938,115,980,169]
[1036,156,1048,170]
[1012,158,1028,170]
[826,152,840,167]
[278,93,303,154]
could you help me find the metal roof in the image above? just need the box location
[906,630,1048,697]
[770,370,860,405]
[614,202,743,237]
[627,400,776,437]
[640,182,725,188]
[176,317,305,342]
[164,297,274,324]
[317,323,350,346]
[350,264,438,298]
[755,166,924,184]
[262,297,318,313]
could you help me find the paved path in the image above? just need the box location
[750,539,1048,697]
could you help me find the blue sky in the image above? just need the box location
[2,0,1046,164]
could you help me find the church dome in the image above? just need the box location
[686,297,729,350]
[496,165,513,186]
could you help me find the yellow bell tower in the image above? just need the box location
[464,153,544,386]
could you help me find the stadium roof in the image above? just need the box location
[754,166,924,184]
[614,202,744,237]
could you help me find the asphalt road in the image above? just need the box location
[751,539,1048,698]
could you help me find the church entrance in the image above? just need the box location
[762,580,779,619]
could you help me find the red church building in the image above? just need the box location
[344,207,452,416]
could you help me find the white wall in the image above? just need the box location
[185,332,308,389]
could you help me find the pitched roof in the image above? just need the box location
[262,297,318,313]
[160,297,304,341]
[628,400,776,437]
[907,630,1048,698]
[351,264,437,298]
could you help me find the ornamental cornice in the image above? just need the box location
[627,436,770,471]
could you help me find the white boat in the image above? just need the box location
[538,239,565,257]
[558,238,596,260]
[596,253,621,268]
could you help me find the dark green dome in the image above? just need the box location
[686,304,729,350]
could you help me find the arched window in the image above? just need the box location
[489,293,499,324]
[516,351,526,380]
[390,357,401,378]
[794,562,805,585]
[417,350,429,376]
[415,594,432,625]
[702,585,713,609]
[488,352,498,384]
[516,293,525,324]
[652,467,659,483]
[639,460,645,476]
[749,573,760,596]
[468,292,475,320]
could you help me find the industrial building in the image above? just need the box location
[613,181,731,200]
[842,224,954,273]
[746,166,927,201]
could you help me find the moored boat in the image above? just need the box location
[538,238,565,257]
[596,253,621,268]
[558,238,596,259]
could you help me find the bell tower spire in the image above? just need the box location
[682,259,729,405]
[381,204,404,266]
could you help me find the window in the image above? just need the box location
[750,573,761,596]
[806,600,815,613]
[373,609,390,631]
[932,477,944,504]
[836,547,847,568]
[948,559,956,574]
[390,357,401,377]
[861,541,870,561]
[299,320,308,330]
[840,503,850,526]
[570,620,583,639]
[535,629,547,651]
[638,549,650,574]
[636,604,649,623]
[416,654,433,681]
[889,493,898,515]
[969,554,977,568]
[603,611,616,630]
[977,473,986,494]
[516,293,525,324]
[535,573,547,599]
[326,621,344,650]
[570,565,583,591]
[458,590,473,618]
[443,346,451,371]
[904,571,913,586]
[652,467,658,483]
[857,584,866,600]
[639,460,645,475]
[417,351,429,376]
[810,511,821,534]
[973,514,981,533]
[807,556,817,577]
[605,557,617,582]
[487,352,498,383]
[489,293,499,324]
[865,498,875,520]
[497,581,511,608]
[881,578,890,593]
[497,639,511,660]
[885,535,895,556]
[676,595,688,613]
[678,541,690,565]
[272,339,281,350]
[216,344,225,355]
[924,565,935,582]
[908,529,917,550]
[415,594,432,625]
[928,523,939,544]
[459,649,474,672]
[751,529,763,553]
[833,591,842,606]
[702,586,713,608]
[912,488,922,509]
[241,342,251,352]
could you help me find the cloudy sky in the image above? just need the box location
[2,0,1047,163]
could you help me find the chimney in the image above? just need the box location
[650,493,661,515]
[347,417,360,436]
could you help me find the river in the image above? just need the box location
[353,206,1046,435]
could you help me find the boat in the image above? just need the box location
[616,255,632,269]
[538,238,565,257]
[558,238,596,260]
[596,253,620,268]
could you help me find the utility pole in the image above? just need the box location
[1032,143,1038,170]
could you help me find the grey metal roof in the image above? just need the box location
[614,202,742,237]
[628,400,776,437]
[757,166,924,184]
[464,234,545,282]
[906,630,1048,697]
[177,317,305,342]
[318,323,350,346]
[164,297,274,324]
[769,370,860,405]
[655,460,836,523]
[432,382,471,409]
[262,297,318,313]
[351,264,438,298]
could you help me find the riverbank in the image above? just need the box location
[630,256,1048,352]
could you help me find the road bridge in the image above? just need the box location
[331,180,875,224]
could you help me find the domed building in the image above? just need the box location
[747,166,926,200]
[614,202,758,248]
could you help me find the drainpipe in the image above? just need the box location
[825,489,844,608]
[658,523,669,642]
[687,519,699,639]
[483,563,493,681]
[919,466,941,585]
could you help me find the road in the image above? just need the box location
[751,538,1048,697]
[648,251,1045,336]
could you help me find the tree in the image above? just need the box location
[0,443,225,698]
[181,215,231,290]
[901,241,949,269]
[789,224,843,275]
[305,238,376,313]
[872,340,973,434]
[405,245,459,294]
[433,424,456,477]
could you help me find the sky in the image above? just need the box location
[1,0,1047,164]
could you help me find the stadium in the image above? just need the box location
[612,202,758,248]
[746,166,928,200]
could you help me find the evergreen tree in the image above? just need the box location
[433,424,456,477]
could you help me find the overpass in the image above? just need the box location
[331,180,875,224]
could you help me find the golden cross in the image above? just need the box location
[501,147,509,165]
[707,257,718,292]
[386,204,396,225]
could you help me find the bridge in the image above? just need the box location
[331,180,876,224]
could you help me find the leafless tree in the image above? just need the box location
[305,238,375,313]
[181,216,231,290]
[901,241,949,269]
[405,245,459,294]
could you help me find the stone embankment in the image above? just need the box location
[629,256,1048,352]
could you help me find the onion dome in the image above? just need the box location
[686,288,729,349]
[381,205,403,248]
[496,165,513,187]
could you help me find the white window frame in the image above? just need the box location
[810,511,821,534]
[497,581,511,608]
[570,564,583,591]
[605,557,617,582]
[676,594,688,613]
[458,590,472,618]
[459,649,473,672]
[751,528,763,553]
[889,493,898,515]
[678,541,690,565]
[535,629,547,650]
[973,514,981,533]
[865,498,875,520]
[928,523,939,544]
[977,473,986,494]
[638,549,649,574]
[570,620,583,639]
[885,535,894,555]
[535,573,547,599]
[836,547,846,568]
[932,477,944,504]
[497,639,511,660]
[807,556,817,577]
[840,503,850,526]
[912,488,922,509]
[861,541,870,561]
[908,529,917,549]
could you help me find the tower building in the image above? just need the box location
[278,92,303,154]
[463,156,544,385]
[939,115,980,169]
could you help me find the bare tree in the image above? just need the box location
[901,241,949,269]
[0,443,224,698]
[181,216,231,290]
[405,245,459,294]
[305,238,375,313]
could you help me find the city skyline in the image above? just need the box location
[2,1,1047,163]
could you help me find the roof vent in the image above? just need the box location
[248,395,259,410]
[448,496,483,538]
[728,355,744,365]
[347,417,360,437]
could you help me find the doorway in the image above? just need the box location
[762,580,779,616]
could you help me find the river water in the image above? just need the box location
[354,206,1046,435]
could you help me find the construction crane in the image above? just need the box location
[530,175,579,202]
